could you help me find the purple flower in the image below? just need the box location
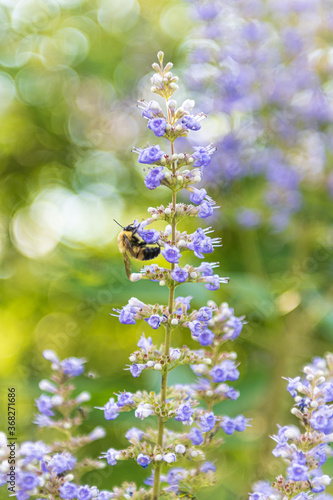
[138,227,160,243]
[250,481,276,499]
[33,414,53,427]
[192,146,213,170]
[171,266,189,283]
[77,486,93,500]
[144,166,165,190]
[137,453,151,468]
[200,412,216,432]
[320,382,333,403]
[48,452,76,475]
[198,201,214,218]
[175,296,193,311]
[182,115,201,131]
[59,483,78,500]
[224,316,244,340]
[16,492,30,500]
[287,461,309,481]
[17,472,40,491]
[188,228,215,259]
[311,445,328,467]
[284,376,301,397]
[119,306,136,325]
[167,468,186,486]
[146,314,161,329]
[36,394,54,416]
[210,360,240,383]
[189,188,207,205]
[140,99,163,119]
[188,320,203,336]
[187,428,204,445]
[234,415,248,432]
[148,118,167,137]
[61,357,86,377]
[137,333,152,352]
[20,441,50,464]
[125,427,144,442]
[310,407,333,434]
[138,145,165,164]
[197,329,215,346]
[175,402,194,423]
[226,387,240,400]
[96,398,119,420]
[221,417,236,435]
[205,274,220,291]
[117,391,134,407]
[200,462,216,473]
[162,243,181,263]
[197,262,214,276]
[129,363,146,378]
[196,307,213,321]
[106,448,118,466]
[97,492,114,500]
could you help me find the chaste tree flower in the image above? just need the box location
[104,52,248,499]
[0,350,110,500]
[184,0,333,232]
[249,353,333,500]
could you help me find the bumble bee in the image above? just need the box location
[114,220,160,278]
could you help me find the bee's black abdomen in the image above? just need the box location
[141,246,160,261]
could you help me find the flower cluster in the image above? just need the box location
[99,52,249,499]
[250,354,333,500]
[0,350,109,500]
[184,0,333,231]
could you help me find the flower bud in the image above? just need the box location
[175,444,186,454]
[154,363,162,371]
[171,319,179,326]
[155,454,163,461]
[147,361,154,367]
[89,426,106,441]
[164,208,171,215]
[159,280,166,286]
[39,379,57,393]
[75,392,91,404]
[129,355,137,362]
[130,273,142,282]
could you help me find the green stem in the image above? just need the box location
[152,143,176,500]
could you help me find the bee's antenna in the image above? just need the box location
[113,219,124,229]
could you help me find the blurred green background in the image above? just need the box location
[0,0,333,498]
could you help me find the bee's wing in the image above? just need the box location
[122,234,134,278]
[123,251,131,279]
